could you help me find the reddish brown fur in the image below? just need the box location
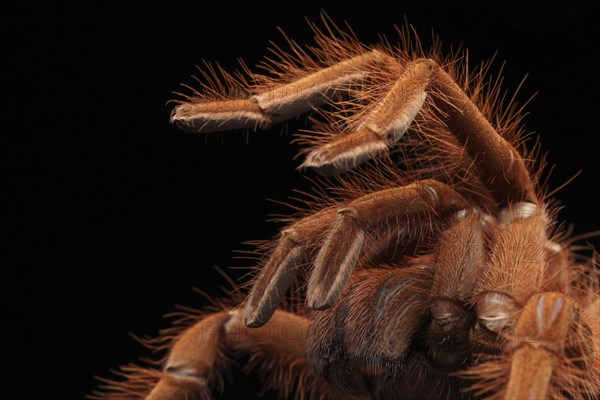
[473,212,548,305]
[432,211,486,302]
[343,266,434,373]
[95,14,600,400]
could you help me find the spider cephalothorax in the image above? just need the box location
[92,16,600,400]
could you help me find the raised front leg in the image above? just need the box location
[174,52,538,208]
[171,50,397,133]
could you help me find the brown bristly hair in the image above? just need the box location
[172,13,542,205]
[90,266,333,400]
[98,12,600,400]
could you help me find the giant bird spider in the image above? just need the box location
[92,16,600,400]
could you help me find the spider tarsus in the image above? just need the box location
[300,129,388,176]
[170,99,272,133]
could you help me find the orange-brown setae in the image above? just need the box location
[93,13,600,400]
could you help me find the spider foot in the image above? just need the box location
[300,129,388,176]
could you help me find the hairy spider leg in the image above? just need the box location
[427,209,490,372]
[244,180,469,327]
[171,50,396,134]
[139,310,334,400]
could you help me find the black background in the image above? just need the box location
[4,2,599,399]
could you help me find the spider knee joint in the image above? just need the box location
[420,182,441,206]
[497,202,541,225]
[280,227,301,244]
[475,292,519,333]
[409,57,437,72]
[337,207,358,217]
[453,208,496,232]
[163,364,209,387]
[430,299,467,330]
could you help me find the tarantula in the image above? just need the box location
[93,17,600,400]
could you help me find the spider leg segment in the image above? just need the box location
[171,50,396,133]
[242,207,337,328]
[342,266,433,375]
[473,205,547,311]
[300,59,431,175]
[306,264,471,399]
[429,66,538,205]
[143,309,330,400]
[504,292,600,399]
[244,179,469,327]
[466,203,548,358]
[306,179,468,311]
[144,311,230,399]
[505,292,575,399]
[427,209,489,372]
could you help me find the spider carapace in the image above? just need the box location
[92,17,600,400]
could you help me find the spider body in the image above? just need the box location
[93,17,600,400]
